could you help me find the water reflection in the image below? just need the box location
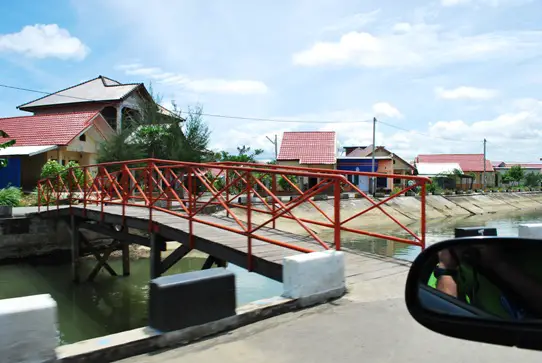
[321,211,542,262]
[0,255,282,344]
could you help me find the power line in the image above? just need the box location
[0,82,373,124]
[378,120,482,143]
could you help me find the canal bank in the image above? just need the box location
[237,192,542,237]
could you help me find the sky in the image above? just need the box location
[1,0,542,162]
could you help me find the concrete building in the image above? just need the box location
[415,154,495,189]
[337,145,414,192]
[17,75,175,132]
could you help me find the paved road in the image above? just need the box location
[121,271,541,363]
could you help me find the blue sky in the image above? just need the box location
[1,0,542,162]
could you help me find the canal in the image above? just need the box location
[0,210,539,344]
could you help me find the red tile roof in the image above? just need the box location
[0,111,101,146]
[416,154,494,172]
[278,131,336,164]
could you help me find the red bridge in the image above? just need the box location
[36,159,429,282]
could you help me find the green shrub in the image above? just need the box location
[278,175,298,192]
[0,187,22,207]
[426,183,437,193]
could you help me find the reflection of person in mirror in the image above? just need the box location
[431,244,542,320]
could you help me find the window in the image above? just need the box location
[79,134,86,142]
[61,159,66,166]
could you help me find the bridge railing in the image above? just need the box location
[37,158,430,268]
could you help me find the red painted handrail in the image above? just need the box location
[37,158,430,270]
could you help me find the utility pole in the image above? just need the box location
[483,138,487,190]
[371,117,377,195]
[266,134,278,161]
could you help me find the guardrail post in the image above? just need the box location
[82,166,87,216]
[147,161,154,232]
[272,173,277,229]
[421,181,427,250]
[225,170,230,219]
[188,167,194,249]
[334,178,341,250]
[246,170,252,271]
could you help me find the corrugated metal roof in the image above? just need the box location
[416,162,462,176]
[278,131,336,164]
[416,154,494,172]
[0,111,102,146]
[0,145,58,157]
[18,76,141,110]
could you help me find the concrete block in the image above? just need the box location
[0,294,58,363]
[518,224,542,239]
[313,194,328,201]
[149,268,236,332]
[455,227,497,238]
[282,251,345,306]
[340,193,350,200]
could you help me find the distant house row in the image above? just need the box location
[276,131,542,191]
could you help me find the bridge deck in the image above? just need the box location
[33,205,410,282]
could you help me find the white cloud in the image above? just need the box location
[0,24,89,60]
[441,0,532,6]
[435,86,499,100]
[321,10,381,33]
[292,23,542,68]
[372,102,403,118]
[392,22,413,34]
[118,64,268,95]
[441,0,472,6]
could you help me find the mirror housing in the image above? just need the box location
[405,236,542,351]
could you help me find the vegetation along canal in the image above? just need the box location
[0,210,538,344]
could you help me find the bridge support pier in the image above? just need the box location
[70,215,81,283]
[149,232,227,278]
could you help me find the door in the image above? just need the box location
[358,176,370,192]
[0,157,21,188]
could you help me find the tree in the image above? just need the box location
[167,104,212,162]
[506,165,524,186]
[524,172,542,187]
[215,146,264,163]
[97,92,211,164]
[0,130,15,168]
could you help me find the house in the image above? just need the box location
[337,145,415,192]
[0,75,180,190]
[415,154,495,189]
[277,131,336,190]
[17,75,177,132]
[492,162,542,186]
[0,111,114,190]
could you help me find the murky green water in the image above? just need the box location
[0,210,539,344]
[332,210,542,262]
[0,256,282,344]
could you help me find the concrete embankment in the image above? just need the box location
[230,192,542,235]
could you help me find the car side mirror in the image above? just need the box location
[405,236,542,351]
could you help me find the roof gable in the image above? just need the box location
[416,154,494,172]
[18,76,142,111]
[0,111,109,146]
[278,131,336,164]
